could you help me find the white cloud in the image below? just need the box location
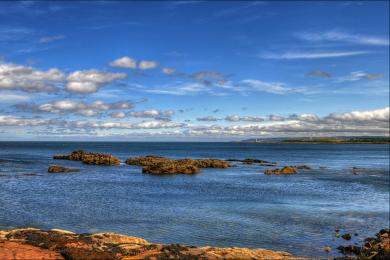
[335,71,384,82]
[109,56,137,69]
[0,93,30,103]
[66,70,127,93]
[225,115,264,122]
[296,30,389,46]
[239,79,293,94]
[128,109,175,120]
[326,107,389,123]
[39,35,65,43]
[162,67,176,75]
[138,60,159,70]
[21,99,134,116]
[261,51,369,59]
[0,62,65,92]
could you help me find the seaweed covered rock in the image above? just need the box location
[125,156,169,166]
[126,156,230,175]
[177,158,231,168]
[48,165,79,173]
[264,166,298,175]
[53,150,120,166]
[53,150,86,161]
[142,163,200,175]
[82,154,121,166]
[337,229,390,259]
[0,228,296,260]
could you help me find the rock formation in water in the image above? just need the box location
[126,156,230,175]
[0,228,295,260]
[53,150,120,166]
[337,229,390,259]
[264,166,298,175]
[48,165,79,173]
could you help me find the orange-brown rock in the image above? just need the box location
[126,156,230,175]
[264,166,298,175]
[48,165,79,173]
[54,150,120,166]
[0,228,297,260]
[142,163,200,175]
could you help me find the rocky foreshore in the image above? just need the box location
[0,228,296,260]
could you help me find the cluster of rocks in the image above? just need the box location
[48,165,79,173]
[264,165,311,175]
[53,150,120,166]
[0,228,294,260]
[337,229,389,259]
[126,156,230,175]
[50,150,313,176]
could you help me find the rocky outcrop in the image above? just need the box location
[337,229,390,259]
[143,163,200,175]
[0,228,296,260]
[54,150,120,166]
[48,165,79,173]
[264,166,298,175]
[126,156,230,175]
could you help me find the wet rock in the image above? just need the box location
[352,167,366,174]
[337,229,390,259]
[142,163,200,175]
[54,150,120,166]
[227,158,277,166]
[264,166,298,175]
[341,233,352,240]
[126,156,230,175]
[323,246,332,252]
[48,165,79,173]
[0,228,296,260]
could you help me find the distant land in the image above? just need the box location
[240,136,390,144]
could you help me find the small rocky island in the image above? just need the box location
[54,150,121,166]
[126,156,231,175]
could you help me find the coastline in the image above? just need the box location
[0,228,298,260]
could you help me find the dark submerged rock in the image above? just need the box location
[337,229,390,259]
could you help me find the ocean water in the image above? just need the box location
[0,142,388,257]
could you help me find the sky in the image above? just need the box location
[0,0,389,141]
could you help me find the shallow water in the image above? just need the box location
[0,142,388,257]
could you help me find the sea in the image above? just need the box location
[0,142,388,257]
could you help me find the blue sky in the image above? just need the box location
[0,1,389,140]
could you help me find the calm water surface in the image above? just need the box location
[0,142,388,257]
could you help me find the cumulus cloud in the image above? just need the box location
[1,107,388,138]
[109,56,137,69]
[65,70,127,93]
[128,109,174,120]
[138,60,159,70]
[191,70,226,85]
[0,62,64,92]
[17,100,134,116]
